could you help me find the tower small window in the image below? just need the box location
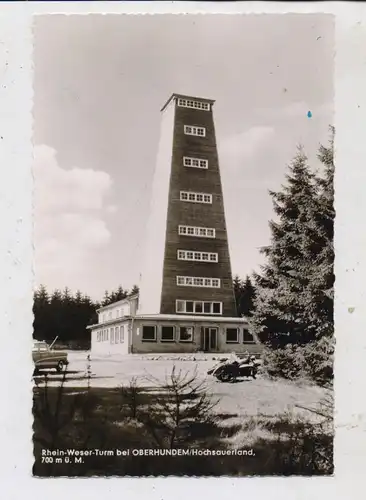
[178,98,210,111]
[177,250,218,263]
[180,191,212,204]
[175,300,222,315]
[176,276,221,288]
[183,156,208,169]
[178,225,216,239]
[184,125,206,137]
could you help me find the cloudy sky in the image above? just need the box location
[33,14,334,301]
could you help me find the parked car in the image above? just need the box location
[207,355,260,382]
[32,339,69,373]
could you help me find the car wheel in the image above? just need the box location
[220,372,233,382]
[56,360,64,372]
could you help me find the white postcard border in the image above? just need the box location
[0,2,365,499]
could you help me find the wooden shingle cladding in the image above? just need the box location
[159,96,237,317]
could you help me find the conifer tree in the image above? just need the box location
[250,146,325,347]
[240,276,256,317]
[233,275,256,317]
[130,284,140,296]
[308,128,335,339]
[33,284,50,341]
[102,290,110,307]
[232,275,243,315]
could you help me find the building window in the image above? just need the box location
[115,326,119,343]
[180,191,212,204]
[111,327,115,344]
[177,250,218,263]
[186,301,194,313]
[176,300,185,313]
[203,302,211,314]
[195,302,203,314]
[120,325,125,343]
[96,331,101,342]
[212,302,221,314]
[226,328,239,343]
[178,225,215,239]
[161,326,175,342]
[142,325,157,342]
[183,156,208,169]
[243,329,254,343]
[176,276,220,288]
[179,326,194,342]
[184,125,206,137]
[178,98,210,111]
[175,300,222,315]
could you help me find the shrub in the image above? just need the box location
[262,337,334,386]
[302,337,334,385]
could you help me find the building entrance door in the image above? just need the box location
[202,327,218,352]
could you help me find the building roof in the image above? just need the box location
[134,314,247,323]
[96,293,138,313]
[87,316,132,329]
[87,312,248,329]
[160,93,216,112]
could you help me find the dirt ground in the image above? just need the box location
[34,351,327,420]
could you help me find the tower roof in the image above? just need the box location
[160,93,215,112]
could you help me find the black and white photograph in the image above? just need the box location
[32,13,335,476]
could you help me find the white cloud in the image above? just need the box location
[219,126,276,173]
[34,144,114,291]
[106,204,118,214]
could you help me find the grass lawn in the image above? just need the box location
[36,353,327,418]
[32,355,333,476]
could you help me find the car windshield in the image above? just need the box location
[33,342,49,351]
